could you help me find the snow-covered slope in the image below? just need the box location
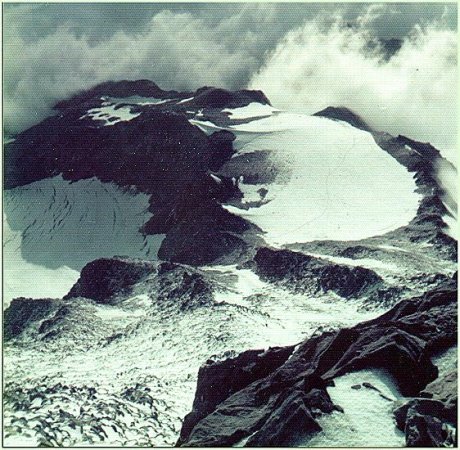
[3,264,381,447]
[3,217,79,309]
[3,176,164,306]
[195,111,420,245]
[304,369,405,447]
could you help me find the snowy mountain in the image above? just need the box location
[3,80,457,447]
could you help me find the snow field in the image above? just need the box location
[223,113,420,245]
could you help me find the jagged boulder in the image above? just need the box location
[154,262,215,311]
[177,346,295,446]
[244,388,324,446]
[179,279,457,447]
[4,298,60,340]
[394,398,456,447]
[392,369,458,447]
[421,370,457,415]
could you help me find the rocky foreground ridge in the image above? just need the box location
[178,274,457,447]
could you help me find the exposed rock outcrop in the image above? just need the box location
[177,346,295,446]
[179,277,457,447]
[394,397,456,447]
[252,247,383,299]
[5,81,273,267]
[4,257,223,345]
[154,262,216,311]
[4,298,60,340]
[64,257,156,303]
[393,368,457,447]
[313,107,372,132]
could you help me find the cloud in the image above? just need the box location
[248,9,457,155]
[248,7,457,234]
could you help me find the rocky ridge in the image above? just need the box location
[178,275,457,447]
[5,80,456,267]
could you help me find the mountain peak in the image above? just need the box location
[313,106,371,131]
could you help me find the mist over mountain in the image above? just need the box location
[4,3,457,164]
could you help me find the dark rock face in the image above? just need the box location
[313,107,372,132]
[4,298,60,340]
[393,369,458,447]
[244,389,324,447]
[5,80,272,267]
[372,131,456,254]
[405,413,450,447]
[65,257,156,303]
[253,247,383,298]
[177,346,295,446]
[4,296,115,345]
[394,398,456,447]
[5,109,215,201]
[179,279,457,447]
[218,150,279,186]
[187,87,271,109]
[4,259,222,344]
[158,203,261,266]
[421,370,457,414]
[53,79,184,111]
[143,174,242,235]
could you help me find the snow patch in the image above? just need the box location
[209,174,222,184]
[104,96,174,106]
[188,119,221,135]
[305,369,405,447]
[177,97,194,104]
[207,265,379,348]
[3,216,79,309]
[222,102,279,120]
[3,176,164,306]
[405,144,422,157]
[80,105,140,126]
[432,346,457,378]
[378,244,410,253]
[305,251,400,273]
[4,261,387,446]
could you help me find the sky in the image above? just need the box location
[2,2,458,159]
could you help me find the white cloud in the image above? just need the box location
[249,11,457,154]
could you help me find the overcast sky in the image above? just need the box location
[4,3,457,42]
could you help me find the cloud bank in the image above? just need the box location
[4,6,268,134]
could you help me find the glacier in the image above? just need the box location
[3,176,164,306]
